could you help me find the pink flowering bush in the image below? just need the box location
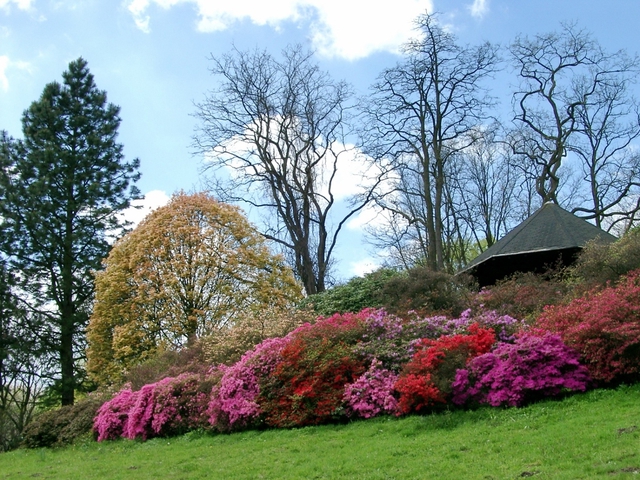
[452,333,591,407]
[149,373,214,436]
[536,270,640,384]
[343,359,399,419]
[94,373,216,442]
[93,386,139,442]
[208,336,290,432]
[124,380,160,440]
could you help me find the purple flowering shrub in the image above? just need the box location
[423,309,526,343]
[355,310,455,372]
[93,386,139,441]
[343,359,399,418]
[452,333,591,407]
[207,336,290,432]
[355,309,524,373]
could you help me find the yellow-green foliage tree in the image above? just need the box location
[87,192,302,385]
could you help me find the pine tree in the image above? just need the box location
[0,58,141,405]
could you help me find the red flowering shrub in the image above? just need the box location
[394,324,495,414]
[452,333,591,407]
[258,311,368,428]
[536,270,640,384]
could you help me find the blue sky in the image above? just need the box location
[1,0,640,281]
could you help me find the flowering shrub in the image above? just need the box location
[413,309,525,343]
[353,310,421,372]
[149,373,214,436]
[536,270,640,384]
[122,373,215,440]
[208,337,290,432]
[452,333,591,407]
[258,311,368,428]
[343,359,399,419]
[123,380,160,440]
[93,386,139,442]
[94,373,216,442]
[395,324,496,414]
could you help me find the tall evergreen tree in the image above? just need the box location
[0,58,141,405]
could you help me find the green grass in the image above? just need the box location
[1,385,639,479]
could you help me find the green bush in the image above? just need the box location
[300,268,401,316]
[302,267,471,318]
[378,267,471,317]
[21,395,106,448]
[570,228,640,290]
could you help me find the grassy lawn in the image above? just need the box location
[1,384,639,479]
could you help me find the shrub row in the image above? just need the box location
[93,303,604,441]
[25,268,640,447]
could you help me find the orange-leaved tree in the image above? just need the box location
[87,192,302,385]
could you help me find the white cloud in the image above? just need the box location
[349,257,379,277]
[0,0,33,11]
[120,189,170,228]
[126,0,433,59]
[468,0,488,19]
[307,0,428,59]
[127,0,152,33]
[0,56,33,92]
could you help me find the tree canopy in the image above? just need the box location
[87,192,302,385]
[0,58,141,405]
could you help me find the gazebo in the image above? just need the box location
[459,202,617,287]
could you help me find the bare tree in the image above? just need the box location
[569,56,640,232]
[510,22,640,216]
[193,45,374,294]
[359,12,499,271]
[449,127,522,254]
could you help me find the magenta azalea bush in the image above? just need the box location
[452,333,591,407]
[94,385,138,442]
[207,336,290,432]
[343,358,399,418]
[94,373,215,441]
[149,373,213,436]
[124,381,159,440]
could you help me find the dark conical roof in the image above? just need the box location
[459,202,617,286]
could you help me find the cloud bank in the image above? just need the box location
[126,0,432,59]
[0,0,32,11]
